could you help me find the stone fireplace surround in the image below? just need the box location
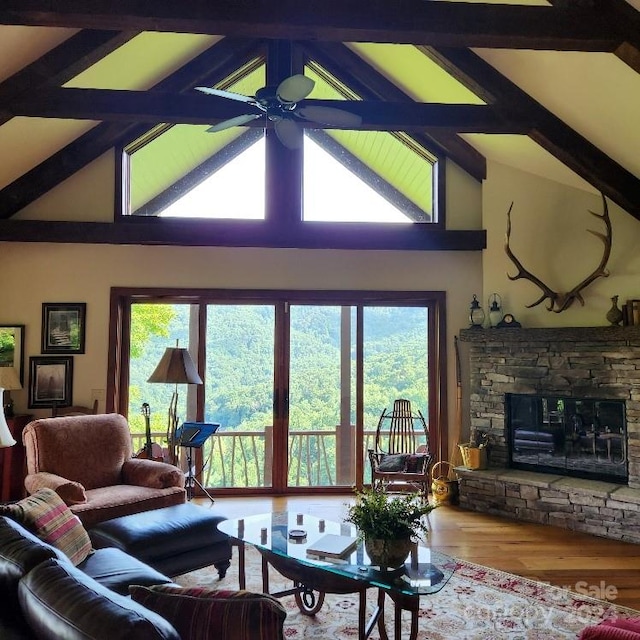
[457,326,640,543]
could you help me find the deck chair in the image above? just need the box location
[368,399,431,496]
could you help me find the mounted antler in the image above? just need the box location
[505,193,612,313]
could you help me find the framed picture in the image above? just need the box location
[42,303,86,354]
[29,356,73,409]
[0,324,25,384]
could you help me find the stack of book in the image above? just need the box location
[306,534,358,563]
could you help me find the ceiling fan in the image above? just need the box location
[195,74,363,149]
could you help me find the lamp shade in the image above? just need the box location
[147,347,203,385]
[0,383,17,447]
[0,367,21,391]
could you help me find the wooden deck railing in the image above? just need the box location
[131,427,380,488]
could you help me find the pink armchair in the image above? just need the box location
[23,413,186,528]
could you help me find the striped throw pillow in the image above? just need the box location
[2,488,92,566]
[130,584,287,640]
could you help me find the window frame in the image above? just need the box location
[108,287,448,494]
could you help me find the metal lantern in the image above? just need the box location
[469,294,485,328]
[488,293,503,328]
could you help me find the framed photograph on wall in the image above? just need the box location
[29,356,73,409]
[0,324,25,384]
[42,303,86,354]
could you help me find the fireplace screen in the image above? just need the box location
[506,394,627,483]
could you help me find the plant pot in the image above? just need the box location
[365,536,413,569]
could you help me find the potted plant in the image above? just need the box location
[344,487,437,569]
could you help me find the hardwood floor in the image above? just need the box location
[198,494,640,611]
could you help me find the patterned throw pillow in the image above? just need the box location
[377,453,408,472]
[405,453,428,473]
[1,488,92,566]
[130,584,287,640]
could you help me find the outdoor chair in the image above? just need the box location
[368,399,431,497]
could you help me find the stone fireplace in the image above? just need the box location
[456,326,640,543]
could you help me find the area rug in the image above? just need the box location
[175,547,638,639]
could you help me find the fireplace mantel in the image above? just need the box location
[460,325,640,344]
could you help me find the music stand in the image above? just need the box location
[175,422,220,503]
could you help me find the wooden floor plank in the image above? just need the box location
[201,495,640,610]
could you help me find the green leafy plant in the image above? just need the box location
[344,487,437,541]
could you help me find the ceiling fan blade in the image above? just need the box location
[276,74,315,104]
[297,105,363,128]
[195,86,259,105]
[274,118,302,149]
[206,113,261,133]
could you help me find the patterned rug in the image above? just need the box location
[175,546,638,639]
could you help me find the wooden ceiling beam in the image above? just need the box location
[0,38,265,219]
[424,46,640,221]
[0,218,486,251]
[0,29,137,126]
[302,41,486,182]
[0,1,624,52]
[6,87,532,133]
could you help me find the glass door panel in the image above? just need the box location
[288,305,356,488]
[362,306,429,479]
[202,304,275,489]
[128,303,196,459]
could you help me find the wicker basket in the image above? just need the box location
[430,461,458,505]
[458,444,487,470]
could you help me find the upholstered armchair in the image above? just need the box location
[23,414,186,528]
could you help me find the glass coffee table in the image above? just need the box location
[219,511,455,640]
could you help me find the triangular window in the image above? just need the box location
[122,43,440,224]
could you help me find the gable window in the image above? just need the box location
[118,41,442,228]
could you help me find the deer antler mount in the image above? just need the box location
[505,193,612,313]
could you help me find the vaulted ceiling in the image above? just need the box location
[0,0,638,249]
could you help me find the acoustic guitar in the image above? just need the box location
[135,403,164,462]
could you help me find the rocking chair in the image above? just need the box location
[368,399,431,497]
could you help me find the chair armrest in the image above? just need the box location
[24,472,87,505]
[122,458,186,490]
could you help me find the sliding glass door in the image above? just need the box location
[116,289,444,494]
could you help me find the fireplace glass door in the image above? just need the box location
[506,394,627,483]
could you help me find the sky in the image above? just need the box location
[159,135,411,223]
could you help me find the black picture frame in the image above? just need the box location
[29,356,73,409]
[0,324,25,385]
[42,303,86,354]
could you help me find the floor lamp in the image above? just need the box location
[147,341,203,466]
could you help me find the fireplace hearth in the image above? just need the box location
[455,326,640,543]
[459,325,640,489]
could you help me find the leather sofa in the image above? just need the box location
[0,515,286,640]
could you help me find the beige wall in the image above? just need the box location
[482,161,640,328]
[3,153,640,459]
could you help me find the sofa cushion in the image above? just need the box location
[78,547,174,595]
[579,618,640,639]
[130,584,286,640]
[0,517,64,634]
[1,488,93,566]
[19,558,180,640]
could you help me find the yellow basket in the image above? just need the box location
[458,444,487,470]
[430,461,458,505]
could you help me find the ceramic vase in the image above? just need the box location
[606,295,623,326]
[365,537,413,569]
